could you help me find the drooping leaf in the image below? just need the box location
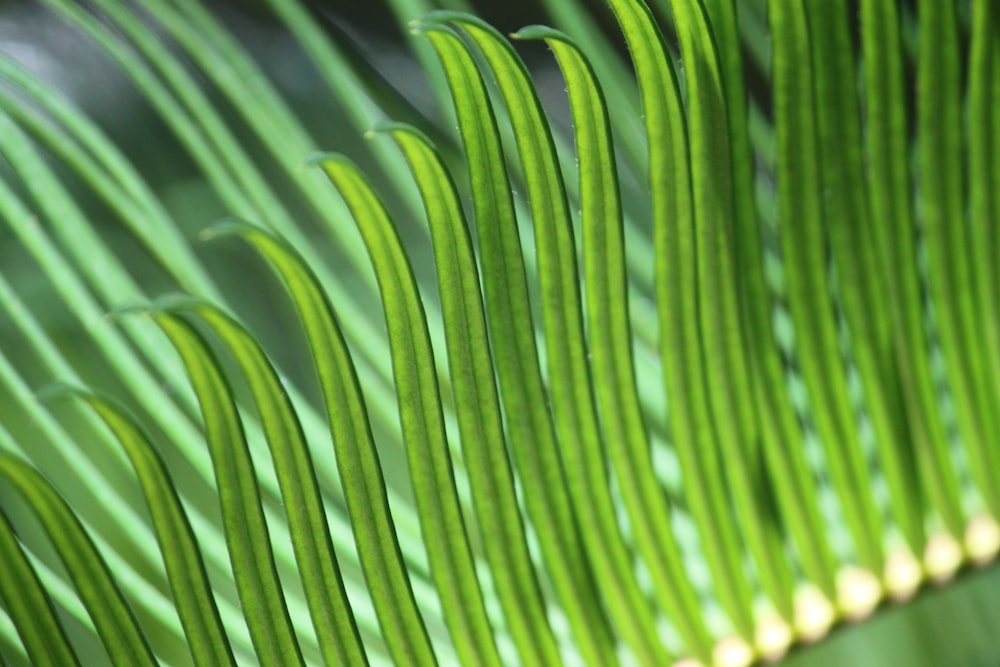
[43,387,236,667]
[207,220,440,667]
[316,154,504,667]
[0,506,81,667]
[149,309,306,667]
[412,23,620,666]
[0,456,157,667]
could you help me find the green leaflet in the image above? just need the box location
[413,24,620,666]
[45,388,236,667]
[155,299,370,667]
[515,24,713,659]
[698,0,840,602]
[962,0,1000,517]
[421,11,671,664]
[0,508,80,667]
[1,0,1000,665]
[0,456,157,667]
[917,0,995,527]
[808,0,936,550]
[605,0,757,641]
[316,155,503,667]
[769,0,886,573]
[0,0,442,607]
[667,0,797,623]
[150,310,306,667]
[858,0,961,545]
[208,221,439,667]
[375,122,561,666]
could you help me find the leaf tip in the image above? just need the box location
[510,25,561,42]
[303,151,340,168]
[105,301,153,323]
[148,293,210,315]
[202,217,259,242]
[36,382,88,405]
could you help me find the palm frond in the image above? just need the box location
[0,1,997,666]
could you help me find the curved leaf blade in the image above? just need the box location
[667,0,797,622]
[769,0,886,573]
[412,24,620,666]
[151,302,369,667]
[207,220,439,667]
[316,155,504,667]
[605,0,756,640]
[422,12,672,664]
[50,388,238,667]
[0,508,81,667]
[0,456,157,667]
[516,23,715,659]
[150,310,306,667]
[376,121,562,666]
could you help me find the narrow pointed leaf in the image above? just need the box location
[667,0,797,621]
[769,0,886,572]
[46,388,237,667]
[0,509,81,667]
[413,24,620,667]
[156,301,369,667]
[316,155,503,667]
[376,122,561,666]
[917,0,996,528]
[150,310,306,667]
[516,24,714,658]
[605,0,757,639]
[423,12,672,663]
[808,0,933,551]
[0,456,157,667]
[701,0,840,602]
[965,0,1000,516]
[207,220,439,667]
[859,0,960,545]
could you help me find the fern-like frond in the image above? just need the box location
[0,1,997,666]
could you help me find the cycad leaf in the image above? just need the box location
[667,0,797,623]
[967,0,1000,518]
[808,0,934,551]
[375,121,562,666]
[207,220,439,667]
[149,309,306,667]
[769,0,886,572]
[0,508,80,667]
[412,24,619,666]
[515,23,714,659]
[857,0,962,546]
[605,0,756,641]
[44,387,236,667]
[155,299,369,667]
[0,456,157,667]
[316,154,503,667]
[421,12,671,664]
[697,0,840,601]
[923,0,1000,518]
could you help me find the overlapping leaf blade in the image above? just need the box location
[0,457,157,667]
[47,388,236,667]
[769,0,886,574]
[412,23,620,666]
[423,11,674,664]
[376,122,562,666]
[0,0,998,665]
[150,310,306,667]
[209,221,440,667]
[0,507,81,667]
[316,155,503,667]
